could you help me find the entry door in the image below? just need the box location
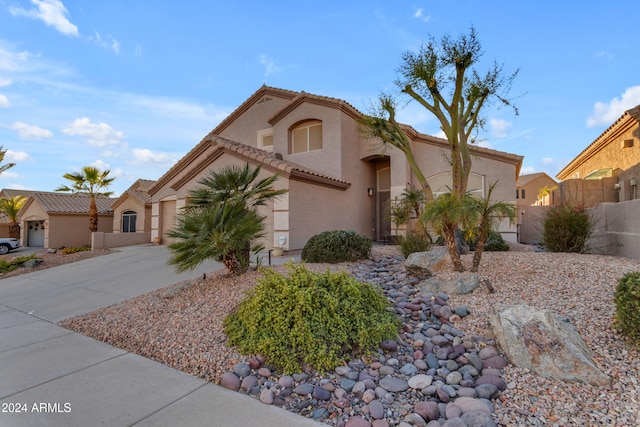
[27,220,45,247]
[377,168,391,241]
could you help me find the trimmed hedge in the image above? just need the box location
[301,230,371,263]
[614,272,640,348]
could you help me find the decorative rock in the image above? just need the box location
[362,388,377,403]
[372,420,390,427]
[368,399,384,420]
[419,273,480,296]
[478,346,499,360]
[379,376,409,392]
[294,383,314,395]
[449,396,491,414]
[454,306,471,317]
[247,358,261,369]
[22,259,43,268]
[404,248,450,279]
[400,363,419,376]
[404,413,428,427]
[446,371,463,385]
[445,402,462,419]
[345,416,372,427]
[257,367,271,377]
[259,388,274,404]
[441,418,466,427]
[232,363,251,378]
[380,339,398,352]
[408,374,433,389]
[461,411,497,427]
[483,355,507,369]
[476,375,507,391]
[414,401,440,421]
[490,304,610,386]
[352,381,366,395]
[240,375,258,391]
[341,378,356,392]
[278,376,294,388]
[220,372,240,390]
[312,386,331,401]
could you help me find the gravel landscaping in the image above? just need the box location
[59,244,640,426]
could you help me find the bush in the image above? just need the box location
[0,254,37,273]
[397,232,431,258]
[301,230,372,263]
[614,272,640,348]
[224,263,399,374]
[466,230,510,252]
[62,246,92,255]
[542,203,595,253]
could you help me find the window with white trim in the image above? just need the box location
[257,128,274,152]
[290,120,322,154]
[122,210,137,233]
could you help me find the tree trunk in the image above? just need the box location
[471,233,487,273]
[444,223,464,272]
[89,196,98,232]
[222,255,241,275]
[8,222,20,239]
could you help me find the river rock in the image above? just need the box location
[418,273,480,296]
[490,304,610,386]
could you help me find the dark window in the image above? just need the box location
[516,189,519,199]
[521,189,526,199]
[122,210,137,233]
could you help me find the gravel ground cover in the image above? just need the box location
[59,244,640,426]
[0,248,114,279]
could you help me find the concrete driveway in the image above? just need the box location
[0,245,319,427]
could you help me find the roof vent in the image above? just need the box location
[621,139,634,148]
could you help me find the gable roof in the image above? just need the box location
[111,179,155,209]
[517,172,556,188]
[556,105,640,180]
[149,134,350,195]
[20,193,115,215]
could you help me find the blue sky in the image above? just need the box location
[1,0,639,195]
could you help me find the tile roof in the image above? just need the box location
[114,179,155,207]
[28,193,115,214]
[517,172,556,187]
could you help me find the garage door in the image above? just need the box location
[27,220,45,247]
[161,200,177,244]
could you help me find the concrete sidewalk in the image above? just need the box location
[0,245,321,427]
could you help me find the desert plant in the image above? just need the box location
[542,203,595,253]
[61,246,92,255]
[301,230,371,263]
[613,272,640,348]
[422,193,468,271]
[397,231,431,258]
[0,254,37,273]
[0,196,26,239]
[224,263,399,374]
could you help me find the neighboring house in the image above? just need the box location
[0,189,40,237]
[556,105,640,206]
[148,85,524,251]
[516,173,557,208]
[515,173,557,245]
[111,179,155,234]
[17,192,114,249]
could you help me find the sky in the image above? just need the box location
[1,0,640,196]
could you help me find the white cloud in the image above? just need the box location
[61,117,125,147]
[9,0,79,37]
[88,32,120,54]
[594,50,614,60]
[90,159,110,171]
[0,77,11,86]
[541,157,554,165]
[0,94,9,107]
[5,150,32,162]
[135,43,143,57]
[520,166,536,175]
[131,148,178,168]
[587,86,640,127]
[11,121,54,139]
[259,54,282,77]
[475,139,493,149]
[0,171,19,179]
[413,8,431,23]
[489,118,512,138]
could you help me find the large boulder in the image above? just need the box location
[418,273,480,296]
[490,304,609,386]
[404,247,450,279]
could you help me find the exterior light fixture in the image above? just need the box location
[367,188,374,197]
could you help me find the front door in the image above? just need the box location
[27,220,45,247]
[377,168,391,241]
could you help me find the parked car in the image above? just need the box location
[0,238,20,255]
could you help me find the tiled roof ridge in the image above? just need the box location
[30,192,115,214]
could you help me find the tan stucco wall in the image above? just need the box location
[517,175,557,209]
[112,196,151,233]
[555,178,618,208]
[48,213,113,249]
[18,201,47,247]
[589,199,640,258]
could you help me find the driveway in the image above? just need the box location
[0,245,320,427]
[0,244,223,322]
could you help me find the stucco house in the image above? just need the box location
[556,105,639,206]
[516,173,557,208]
[17,192,114,249]
[0,189,39,238]
[111,179,155,234]
[148,85,523,251]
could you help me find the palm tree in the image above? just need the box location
[422,193,470,272]
[56,166,115,232]
[0,146,16,176]
[464,183,516,272]
[0,196,26,239]
[168,163,286,275]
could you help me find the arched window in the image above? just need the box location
[290,120,322,154]
[427,172,485,198]
[122,210,137,233]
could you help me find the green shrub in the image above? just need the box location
[542,203,595,253]
[397,232,431,258]
[466,230,510,252]
[61,246,91,255]
[301,230,372,263]
[224,263,399,374]
[0,254,37,273]
[614,272,640,348]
